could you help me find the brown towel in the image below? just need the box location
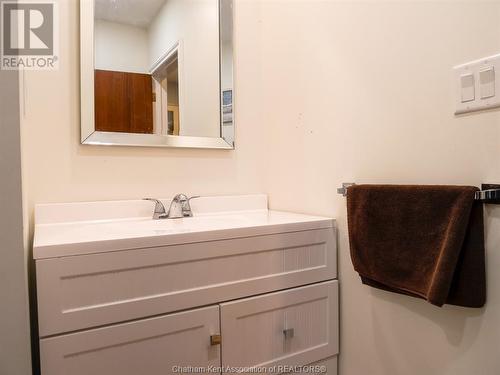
[347,185,486,308]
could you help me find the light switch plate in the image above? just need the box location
[454,53,500,115]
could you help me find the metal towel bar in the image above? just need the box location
[474,184,500,203]
[337,183,500,203]
[336,183,355,197]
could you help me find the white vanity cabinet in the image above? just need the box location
[34,196,339,374]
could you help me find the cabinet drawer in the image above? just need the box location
[40,305,220,375]
[37,228,336,336]
[220,281,339,372]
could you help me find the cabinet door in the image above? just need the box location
[220,281,338,373]
[41,306,220,375]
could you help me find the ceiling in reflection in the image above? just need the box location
[95,0,167,28]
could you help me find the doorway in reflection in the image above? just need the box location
[152,50,180,136]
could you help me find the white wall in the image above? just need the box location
[0,69,32,373]
[95,19,149,73]
[149,0,220,137]
[21,1,500,375]
[257,2,500,375]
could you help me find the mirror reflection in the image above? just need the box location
[91,0,233,146]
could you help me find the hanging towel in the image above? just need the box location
[347,185,486,308]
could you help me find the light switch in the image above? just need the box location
[480,67,495,99]
[460,73,475,102]
[454,53,500,115]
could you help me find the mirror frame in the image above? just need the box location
[80,0,234,149]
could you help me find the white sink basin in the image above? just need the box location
[33,195,334,259]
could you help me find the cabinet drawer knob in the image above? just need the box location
[210,334,222,346]
[283,328,294,339]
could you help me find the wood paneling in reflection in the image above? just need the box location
[94,70,153,134]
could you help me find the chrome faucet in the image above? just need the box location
[144,194,199,219]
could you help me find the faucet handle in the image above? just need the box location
[143,197,163,206]
[172,194,200,203]
[173,194,200,217]
[143,198,168,219]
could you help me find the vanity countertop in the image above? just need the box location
[33,195,334,259]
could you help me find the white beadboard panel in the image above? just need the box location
[40,305,220,375]
[59,243,326,311]
[37,229,336,336]
[220,281,339,372]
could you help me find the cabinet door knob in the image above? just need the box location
[210,334,222,346]
[283,328,294,339]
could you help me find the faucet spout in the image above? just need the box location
[167,194,200,219]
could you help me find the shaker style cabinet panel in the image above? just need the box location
[220,281,339,373]
[40,305,221,375]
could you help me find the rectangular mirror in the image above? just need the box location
[80,0,234,149]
